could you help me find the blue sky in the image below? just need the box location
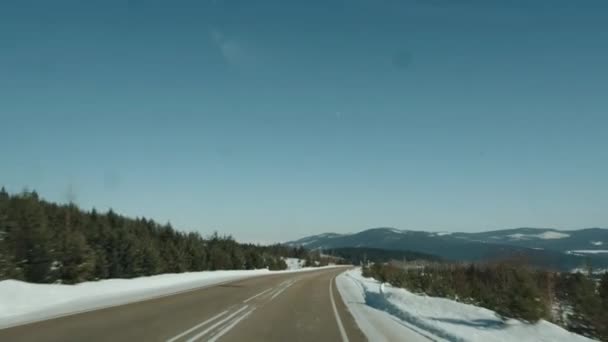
[1,0,607,243]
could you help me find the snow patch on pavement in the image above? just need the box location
[336,268,593,342]
[0,267,336,329]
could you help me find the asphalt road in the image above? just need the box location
[0,267,367,342]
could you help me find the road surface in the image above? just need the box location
[0,267,366,342]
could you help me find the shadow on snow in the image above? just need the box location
[356,277,506,342]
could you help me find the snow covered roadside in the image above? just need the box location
[336,268,595,342]
[0,266,333,329]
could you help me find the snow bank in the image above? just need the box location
[336,270,434,341]
[0,266,334,329]
[337,268,594,342]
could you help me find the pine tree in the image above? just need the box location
[0,187,8,201]
[231,248,246,269]
[51,204,96,283]
[0,187,13,279]
[245,249,264,269]
[497,266,548,322]
[58,229,95,283]
[600,272,608,305]
[141,240,162,276]
[0,188,302,284]
[596,272,608,339]
[209,245,231,270]
[88,209,110,279]
[93,249,109,279]
[12,193,53,282]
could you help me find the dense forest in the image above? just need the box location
[364,261,608,340]
[0,188,315,284]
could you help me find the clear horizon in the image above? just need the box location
[2,1,608,243]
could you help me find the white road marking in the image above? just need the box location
[185,305,250,342]
[263,282,286,300]
[166,310,229,342]
[207,307,257,342]
[330,277,350,342]
[243,287,273,303]
[270,279,297,300]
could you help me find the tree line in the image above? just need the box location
[327,247,440,265]
[364,261,608,340]
[0,188,316,284]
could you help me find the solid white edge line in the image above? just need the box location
[207,307,257,342]
[166,310,229,342]
[185,305,249,342]
[330,277,350,342]
[243,287,273,303]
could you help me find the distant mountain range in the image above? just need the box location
[329,247,441,265]
[286,227,608,271]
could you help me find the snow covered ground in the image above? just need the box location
[0,266,332,329]
[567,250,608,254]
[336,268,594,342]
[508,231,570,240]
[570,267,608,275]
[283,257,305,270]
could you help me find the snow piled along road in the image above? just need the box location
[0,261,323,329]
[336,268,594,342]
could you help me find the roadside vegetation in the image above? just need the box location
[363,261,608,340]
[0,188,323,285]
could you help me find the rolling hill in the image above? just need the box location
[286,227,608,271]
